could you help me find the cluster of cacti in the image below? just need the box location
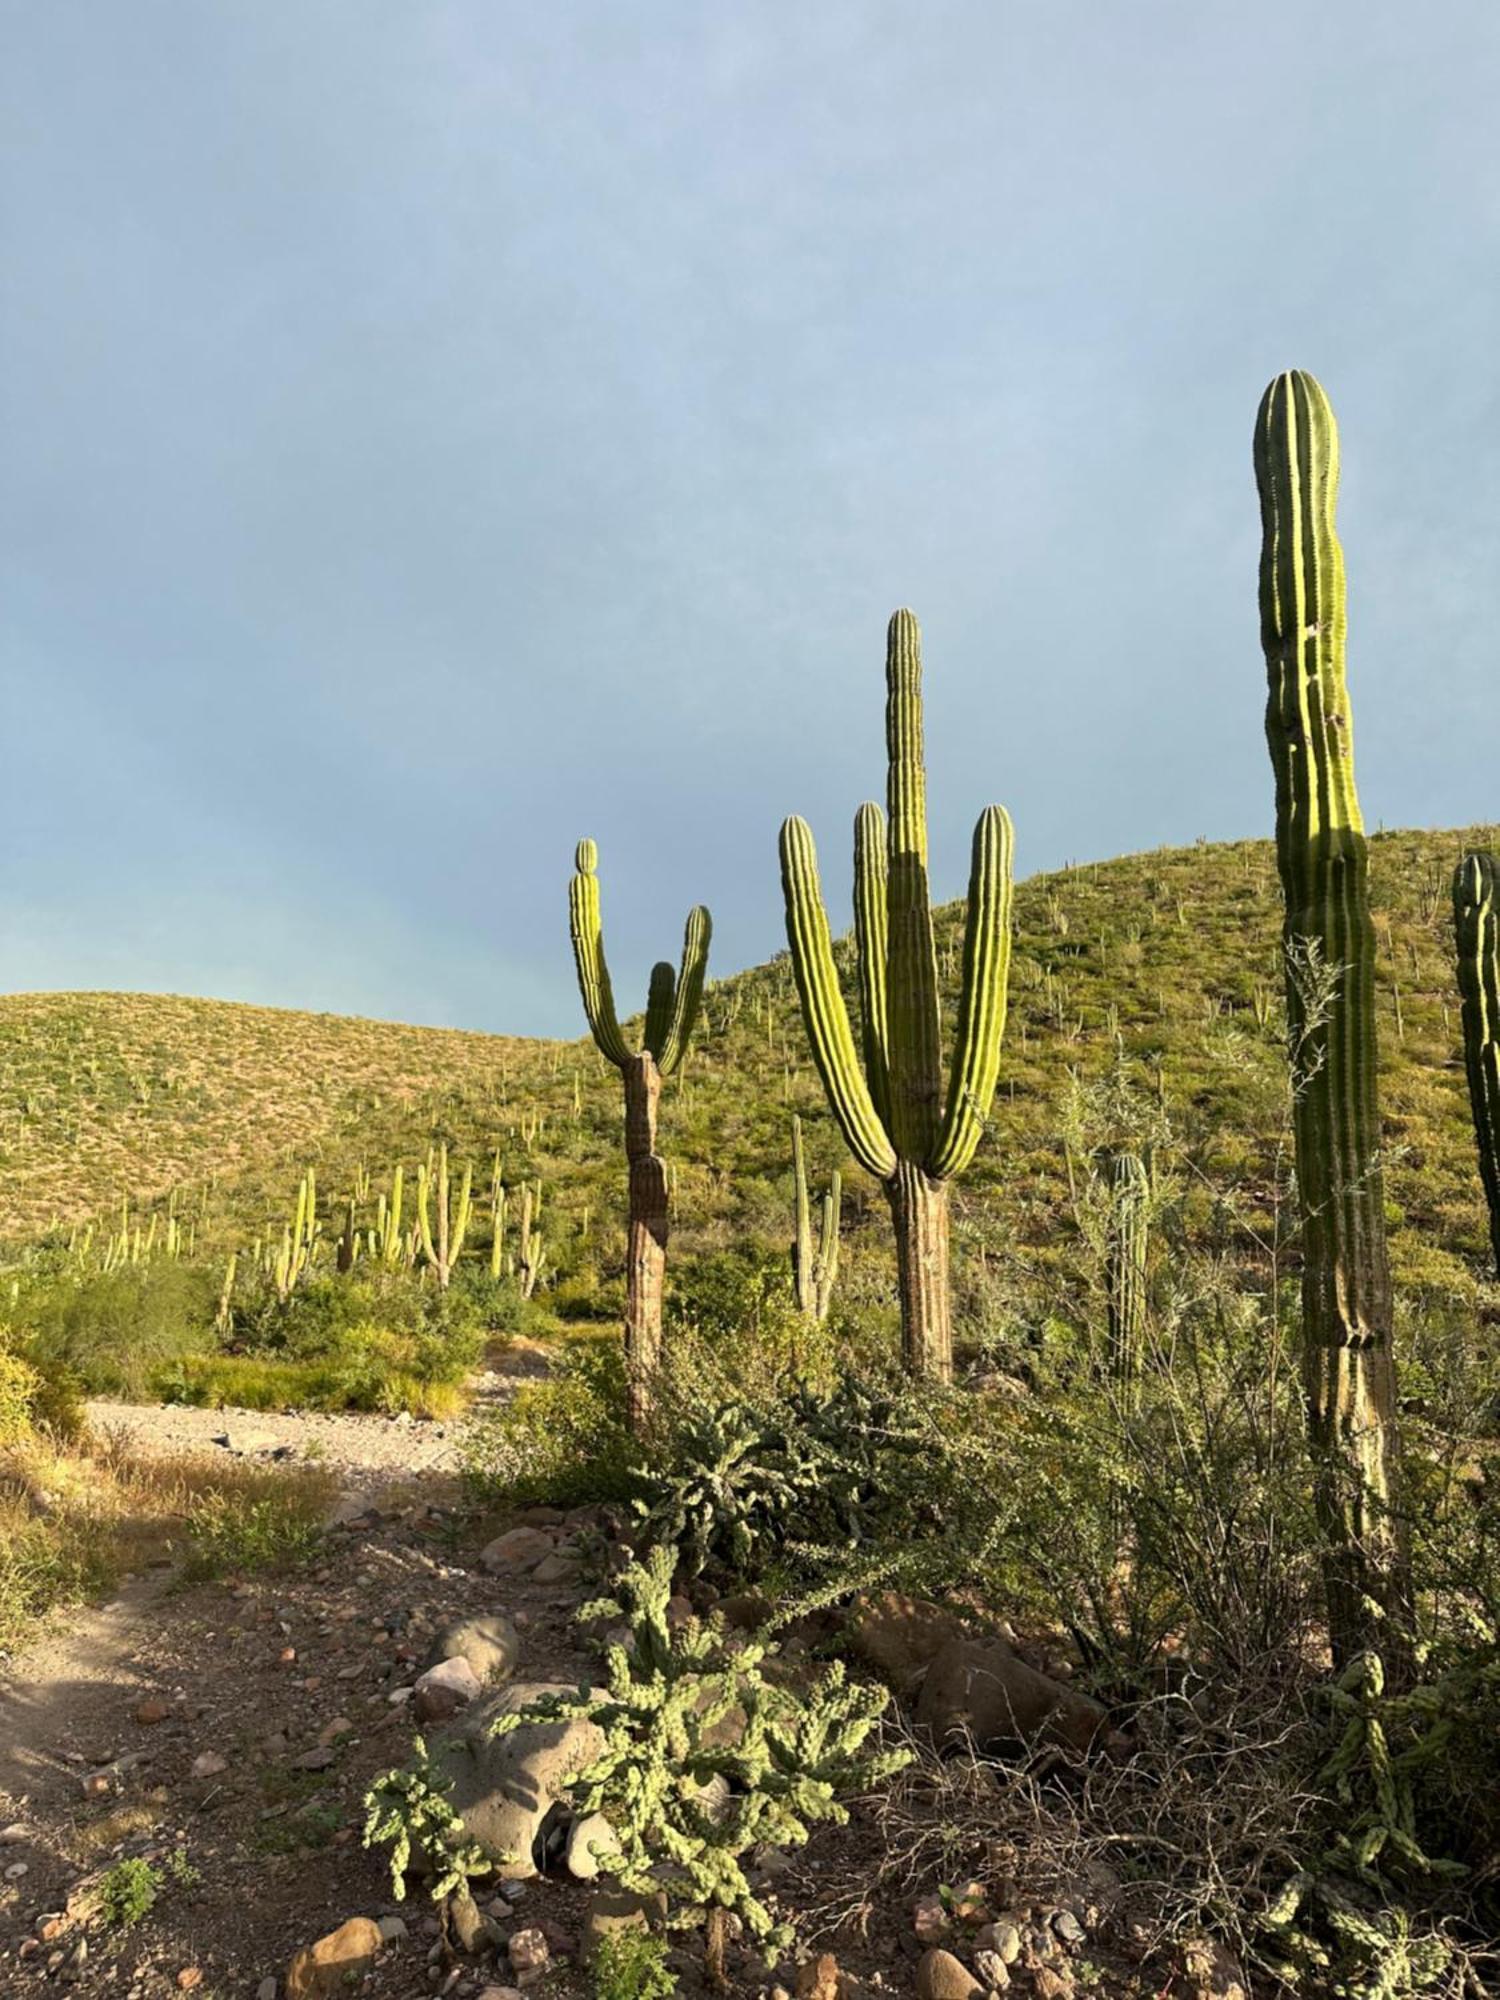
[415,1143,472,1290]
[778,609,1014,1380]
[487,1173,547,1297]
[269,1169,321,1303]
[569,837,711,1427]
[790,1114,840,1323]
[1452,851,1500,1279]
[1254,370,1406,1661]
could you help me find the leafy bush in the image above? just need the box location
[98,1858,160,1927]
[592,1928,675,2000]
[461,1336,635,1507]
[0,1350,42,1446]
[20,1263,214,1398]
[182,1488,325,1579]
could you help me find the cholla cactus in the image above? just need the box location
[779,610,1013,1379]
[488,1547,909,1968]
[790,1115,840,1323]
[569,838,711,1427]
[416,1144,471,1290]
[1453,850,1500,1278]
[1255,369,1405,1660]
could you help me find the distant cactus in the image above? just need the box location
[1453,851,1500,1278]
[790,1115,840,1323]
[273,1169,320,1303]
[416,1144,472,1290]
[372,1165,409,1269]
[779,610,1014,1379]
[515,1182,546,1300]
[569,838,711,1426]
[1255,369,1406,1661]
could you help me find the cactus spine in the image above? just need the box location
[779,609,1014,1380]
[1453,851,1500,1278]
[790,1115,840,1322]
[416,1144,472,1289]
[1255,370,1406,1661]
[569,838,711,1427]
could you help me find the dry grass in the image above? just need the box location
[0,1425,337,1655]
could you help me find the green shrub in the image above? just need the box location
[98,1858,160,1927]
[592,1928,675,2000]
[182,1488,325,1579]
[0,1349,42,1445]
[21,1263,214,1398]
[461,1336,635,1506]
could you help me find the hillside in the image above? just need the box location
[5,824,1500,1317]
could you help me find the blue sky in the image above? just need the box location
[4,3,1499,1035]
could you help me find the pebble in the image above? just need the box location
[191,1752,228,1779]
[257,1981,278,2000]
[376,1917,407,1943]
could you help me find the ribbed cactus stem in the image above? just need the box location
[416,1144,471,1289]
[1453,851,1500,1278]
[1106,1152,1149,1406]
[1255,369,1406,1663]
[790,1116,841,1322]
[568,838,711,1429]
[490,1181,507,1282]
[779,609,1014,1380]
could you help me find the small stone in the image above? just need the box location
[0,1822,30,1843]
[191,1751,228,1779]
[913,1892,951,1943]
[257,1980,278,2000]
[564,1811,622,1881]
[974,1951,1009,1991]
[981,1924,1022,1966]
[286,1917,383,2000]
[377,1916,407,1943]
[414,1656,482,1725]
[134,1699,171,1726]
[916,1948,983,1999]
[480,1527,554,1574]
[430,1615,521,1685]
[796,1952,841,2000]
[176,1970,203,1992]
[530,1552,581,1585]
[5,1861,28,1880]
[292,1747,337,1771]
[1051,1910,1085,1947]
[508,1925,549,1976]
[476,1989,523,2000]
[81,1772,111,1798]
[317,1716,354,1748]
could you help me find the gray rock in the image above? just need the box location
[480,1527,554,1574]
[429,1614,521,1686]
[414,1655,482,1724]
[914,1639,1109,1755]
[564,1810,622,1880]
[376,1916,408,1943]
[432,1683,605,1879]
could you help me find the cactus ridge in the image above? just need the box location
[778,610,1013,1190]
[1454,850,1500,1277]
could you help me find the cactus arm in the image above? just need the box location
[657,905,712,1077]
[643,962,677,1065]
[569,839,632,1069]
[883,609,944,1163]
[779,814,897,1182]
[1454,851,1500,1277]
[853,802,892,1130]
[929,804,1015,1180]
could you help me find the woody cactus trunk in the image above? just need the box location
[1453,851,1500,1279]
[569,840,710,1428]
[1254,369,1408,1663]
[779,609,1014,1381]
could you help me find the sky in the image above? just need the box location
[4,3,1500,1037]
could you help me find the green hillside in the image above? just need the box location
[5,823,1499,1340]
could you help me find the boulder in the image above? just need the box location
[916,1948,984,1999]
[563,1811,622,1881]
[285,1917,382,2000]
[480,1527,554,1573]
[913,1639,1108,1755]
[843,1593,972,1695]
[430,1614,521,1685]
[579,1887,659,1962]
[432,1683,605,1878]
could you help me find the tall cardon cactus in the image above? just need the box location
[1255,369,1407,1661]
[569,839,710,1427]
[1453,851,1500,1279]
[779,609,1014,1380]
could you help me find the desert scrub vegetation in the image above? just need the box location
[0,1417,335,1653]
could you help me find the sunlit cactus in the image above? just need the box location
[1255,368,1406,1661]
[273,1168,320,1304]
[416,1143,472,1290]
[790,1114,841,1323]
[569,838,711,1427]
[779,609,1013,1380]
[1453,850,1500,1279]
[1106,1151,1149,1404]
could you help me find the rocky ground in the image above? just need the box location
[0,1399,1183,2000]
